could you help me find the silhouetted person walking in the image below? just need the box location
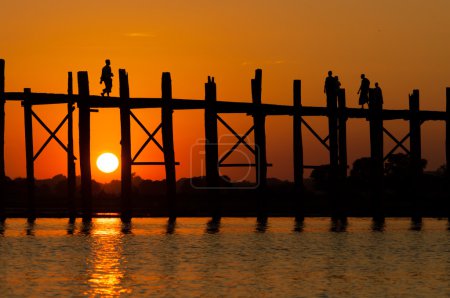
[324,71,336,99]
[374,82,383,104]
[100,59,113,97]
[357,74,370,109]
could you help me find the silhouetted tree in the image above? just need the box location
[310,165,330,190]
[435,164,447,176]
[384,153,427,189]
[349,157,371,188]
[385,153,426,177]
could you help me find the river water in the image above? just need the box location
[0,217,448,297]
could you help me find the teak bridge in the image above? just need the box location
[0,59,449,224]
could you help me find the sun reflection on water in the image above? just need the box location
[84,218,131,297]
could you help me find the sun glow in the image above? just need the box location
[96,153,119,173]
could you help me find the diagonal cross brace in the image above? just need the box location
[383,120,424,161]
[216,115,256,165]
[383,127,410,155]
[300,118,330,150]
[219,125,254,165]
[323,124,340,144]
[32,108,77,161]
[383,132,410,162]
[130,111,163,162]
[217,115,256,155]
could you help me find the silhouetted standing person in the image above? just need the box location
[100,59,113,97]
[374,82,383,104]
[357,74,370,109]
[324,71,336,99]
[335,76,341,92]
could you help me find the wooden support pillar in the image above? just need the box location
[327,85,339,219]
[293,80,304,222]
[369,88,384,221]
[446,87,450,221]
[252,69,268,221]
[67,72,76,222]
[23,88,35,222]
[77,71,92,222]
[204,76,220,220]
[161,72,176,221]
[337,88,348,221]
[337,89,347,179]
[409,89,422,222]
[119,69,132,223]
[0,59,5,181]
[0,59,5,221]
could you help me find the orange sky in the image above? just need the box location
[1,0,450,182]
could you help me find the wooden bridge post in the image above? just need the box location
[204,76,220,220]
[293,80,304,221]
[327,85,340,220]
[337,88,348,221]
[0,59,5,181]
[23,88,35,222]
[447,87,450,221]
[161,72,176,221]
[337,89,347,179]
[369,88,384,221]
[77,71,92,222]
[0,59,5,221]
[119,69,132,223]
[252,69,268,221]
[409,90,422,222]
[67,72,76,222]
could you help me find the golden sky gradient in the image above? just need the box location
[1,0,450,182]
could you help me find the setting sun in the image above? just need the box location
[96,153,119,173]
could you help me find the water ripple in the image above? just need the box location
[0,218,448,297]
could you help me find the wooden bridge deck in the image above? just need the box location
[4,92,447,121]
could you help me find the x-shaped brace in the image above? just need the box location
[32,107,77,161]
[383,120,424,161]
[130,111,164,163]
[216,115,255,165]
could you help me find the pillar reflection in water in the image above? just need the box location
[84,218,131,296]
